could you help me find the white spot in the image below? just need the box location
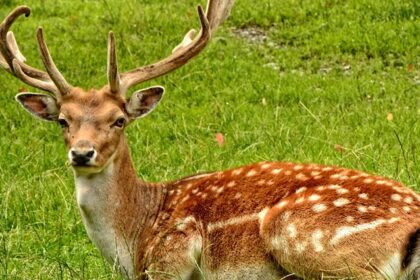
[334,198,350,207]
[234,193,242,199]
[330,219,386,245]
[316,186,326,191]
[345,216,354,223]
[208,213,259,232]
[168,190,175,195]
[232,168,243,176]
[314,175,323,180]
[389,208,397,214]
[260,163,272,170]
[312,203,327,213]
[295,241,307,254]
[391,194,402,201]
[210,186,218,192]
[322,167,333,171]
[358,193,369,200]
[258,207,269,223]
[403,206,410,213]
[392,186,403,193]
[227,181,236,188]
[192,188,199,194]
[287,224,297,238]
[295,197,305,204]
[350,175,361,180]
[185,183,193,189]
[271,168,282,175]
[293,165,304,171]
[353,187,361,192]
[328,184,341,190]
[330,174,341,179]
[336,188,349,194]
[267,180,275,185]
[216,187,224,194]
[180,195,190,204]
[403,197,413,204]
[309,194,321,202]
[357,205,368,213]
[200,193,208,199]
[277,200,289,209]
[376,180,386,185]
[296,173,309,181]
[311,230,324,252]
[284,170,292,176]
[296,187,307,194]
[257,179,266,186]
[246,169,257,177]
[282,211,291,221]
[388,217,400,224]
[339,175,349,180]
[363,178,374,184]
[311,171,321,176]
[368,206,376,211]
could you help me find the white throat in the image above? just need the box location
[74,161,134,278]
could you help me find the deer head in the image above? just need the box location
[0,1,233,175]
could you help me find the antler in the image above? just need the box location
[0,6,71,100]
[107,0,234,95]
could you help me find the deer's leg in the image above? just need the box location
[144,224,203,280]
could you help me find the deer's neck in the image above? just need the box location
[74,135,165,277]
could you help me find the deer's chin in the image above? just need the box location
[72,165,105,176]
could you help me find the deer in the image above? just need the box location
[1,2,419,280]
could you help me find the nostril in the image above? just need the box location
[86,150,95,158]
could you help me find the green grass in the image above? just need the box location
[0,0,419,278]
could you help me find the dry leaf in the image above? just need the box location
[387,112,393,121]
[407,64,414,72]
[334,144,345,153]
[215,132,225,147]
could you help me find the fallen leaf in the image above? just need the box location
[215,132,224,147]
[334,144,346,153]
[387,112,393,121]
[407,64,414,72]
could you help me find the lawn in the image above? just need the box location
[0,0,418,278]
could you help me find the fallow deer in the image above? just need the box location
[1,2,419,280]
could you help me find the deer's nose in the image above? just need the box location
[69,141,96,166]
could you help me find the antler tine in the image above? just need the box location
[0,6,50,80]
[12,59,60,94]
[107,31,120,94]
[36,27,72,95]
[118,0,233,95]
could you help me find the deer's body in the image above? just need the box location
[1,2,419,280]
[76,114,420,279]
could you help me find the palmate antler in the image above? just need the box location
[1,0,234,99]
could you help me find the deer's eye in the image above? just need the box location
[113,117,126,128]
[58,118,69,128]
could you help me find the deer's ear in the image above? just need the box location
[15,92,59,121]
[125,86,164,119]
